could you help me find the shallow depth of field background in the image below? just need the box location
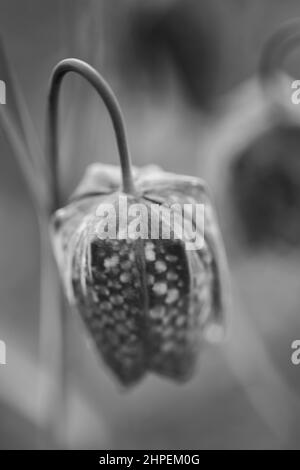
[1,0,300,449]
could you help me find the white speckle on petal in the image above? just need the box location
[145,242,155,250]
[104,256,119,269]
[166,254,178,262]
[149,306,165,319]
[155,261,167,273]
[153,282,167,296]
[166,289,179,304]
[145,249,156,262]
[166,271,178,281]
[120,272,131,283]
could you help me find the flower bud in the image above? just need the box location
[52,164,229,386]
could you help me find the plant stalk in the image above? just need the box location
[47,58,135,212]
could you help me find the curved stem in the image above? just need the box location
[259,19,300,85]
[47,58,135,212]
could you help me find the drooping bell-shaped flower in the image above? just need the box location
[231,20,300,247]
[48,59,229,386]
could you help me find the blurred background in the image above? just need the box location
[2,0,300,449]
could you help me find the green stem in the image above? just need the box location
[47,58,135,212]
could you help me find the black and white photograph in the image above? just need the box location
[1,0,300,454]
